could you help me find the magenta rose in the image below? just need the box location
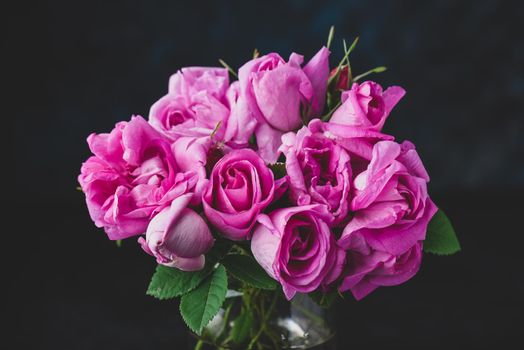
[340,234,423,300]
[338,140,437,299]
[78,116,201,240]
[279,124,352,225]
[238,47,330,162]
[138,194,214,271]
[330,81,405,131]
[307,119,394,163]
[251,205,346,300]
[202,149,284,240]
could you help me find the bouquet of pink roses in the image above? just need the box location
[79,29,459,349]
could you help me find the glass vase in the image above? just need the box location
[188,289,336,350]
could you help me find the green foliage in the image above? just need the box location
[222,254,277,290]
[146,265,212,300]
[180,265,228,335]
[424,209,461,255]
[146,238,231,300]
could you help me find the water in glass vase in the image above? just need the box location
[188,289,336,349]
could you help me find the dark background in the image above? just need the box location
[8,0,523,349]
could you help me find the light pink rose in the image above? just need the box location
[279,124,351,225]
[149,67,230,141]
[150,67,258,150]
[251,205,346,300]
[149,90,230,141]
[330,81,405,131]
[338,140,437,299]
[138,194,214,271]
[169,67,229,99]
[238,47,330,162]
[202,149,285,240]
[78,116,201,240]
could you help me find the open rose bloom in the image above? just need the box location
[79,34,459,340]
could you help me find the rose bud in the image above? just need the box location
[329,65,350,91]
[330,81,405,131]
[138,194,214,271]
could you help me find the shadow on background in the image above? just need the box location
[7,0,523,349]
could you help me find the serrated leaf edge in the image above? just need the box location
[179,265,228,335]
[146,265,212,300]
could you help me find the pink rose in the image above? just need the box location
[307,119,394,162]
[78,116,201,240]
[149,90,230,142]
[238,47,330,162]
[149,67,230,141]
[279,124,351,225]
[202,149,284,240]
[251,205,346,300]
[222,81,258,149]
[169,67,229,99]
[338,140,437,299]
[150,67,257,150]
[138,194,214,271]
[330,81,405,131]
[340,234,423,300]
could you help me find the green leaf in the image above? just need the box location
[230,309,254,346]
[147,265,212,300]
[115,239,122,248]
[222,254,277,290]
[424,209,461,255]
[146,236,232,300]
[180,265,228,335]
[268,162,286,179]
